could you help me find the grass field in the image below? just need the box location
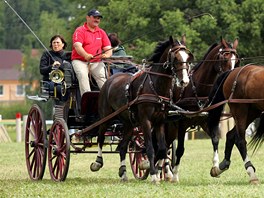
[0,139,264,198]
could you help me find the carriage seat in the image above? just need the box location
[40,60,78,100]
[104,56,138,74]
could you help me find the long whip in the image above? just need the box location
[4,0,55,61]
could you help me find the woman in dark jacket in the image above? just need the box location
[39,34,71,81]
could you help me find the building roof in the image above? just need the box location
[0,49,23,81]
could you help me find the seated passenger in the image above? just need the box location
[108,33,137,74]
[39,34,72,100]
[108,33,126,56]
[40,34,70,81]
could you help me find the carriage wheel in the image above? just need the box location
[48,118,70,182]
[25,104,47,180]
[128,135,149,180]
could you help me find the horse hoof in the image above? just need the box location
[171,176,179,183]
[150,174,160,184]
[90,162,102,172]
[164,173,173,182]
[250,179,260,185]
[165,177,172,182]
[139,160,150,170]
[121,175,128,182]
[210,167,220,177]
[151,180,160,185]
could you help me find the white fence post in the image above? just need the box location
[16,113,22,142]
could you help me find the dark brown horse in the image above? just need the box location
[162,38,239,182]
[90,36,193,183]
[207,64,264,184]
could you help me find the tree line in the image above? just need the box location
[1,0,264,87]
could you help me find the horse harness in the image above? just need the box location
[124,45,191,123]
[121,70,171,125]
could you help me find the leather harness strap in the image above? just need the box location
[80,92,171,135]
[80,96,139,135]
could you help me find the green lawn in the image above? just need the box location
[0,139,264,197]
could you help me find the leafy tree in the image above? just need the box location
[2,0,40,49]
[1,0,264,94]
[239,0,264,63]
[95,0,164,61]
[0,2,4,48]
[37,11,69,48]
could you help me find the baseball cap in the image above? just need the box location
[87,9,103,18]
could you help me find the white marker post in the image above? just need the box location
[16,112,22,142]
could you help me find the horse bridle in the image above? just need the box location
[217,47,239,73]
[166,45,192,75]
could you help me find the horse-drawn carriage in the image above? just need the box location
[24,55,157,182]
[25,36,248,184]
[24,34,196,183]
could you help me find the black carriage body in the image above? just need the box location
[44,57,138,134]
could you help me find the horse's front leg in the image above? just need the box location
[90,125,106,172]
[210,127,235,177]
[171,126,186,183]
[234,128,259,184]
[208,123,220,171]
[203,121,220,170]
[142,122,159,184]
[118,126,133,182]
[153,124,167,180]
[211,125,259,184]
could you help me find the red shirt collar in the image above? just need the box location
[83,22,99,32]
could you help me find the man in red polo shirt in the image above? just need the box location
[71,9,112,96]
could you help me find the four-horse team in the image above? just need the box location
[24,8,263,185]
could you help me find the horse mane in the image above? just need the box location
[148,40,171,62]
[192,43,219,71]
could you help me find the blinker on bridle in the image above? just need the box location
[166,45,192,72]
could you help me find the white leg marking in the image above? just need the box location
[150,174,160,184]
[121,159,126,167]
[244,156,259,184]
[164,158,173,181]
[213,150,219,167]
[156,159,164,180]
[172,165,180,183]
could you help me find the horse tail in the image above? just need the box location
[207,71,231,136]
[249,114,264,153]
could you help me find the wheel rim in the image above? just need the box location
[25,104,47,180]
[48,118,70,182]
[129,136,149,180]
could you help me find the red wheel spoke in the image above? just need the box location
[28,126,36,139]
[25,104,47,181]
[30,151,36,171]
[48,119,70,181]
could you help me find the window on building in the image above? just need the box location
[0,85,3,95]
[16,85,25,96]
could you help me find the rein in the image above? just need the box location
[80,96,139,135]
[177,97,264,117]
[144,70,173,79]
